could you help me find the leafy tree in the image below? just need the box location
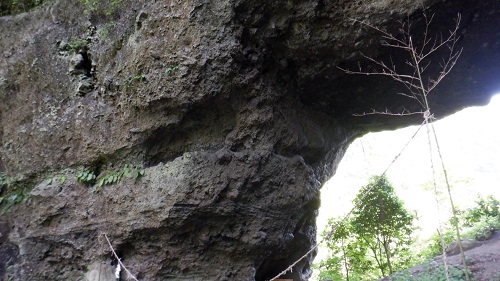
[318,175,415,280]
[319,217,374,281]
[351,175,415,277]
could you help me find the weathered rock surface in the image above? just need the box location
[0,0,499,280]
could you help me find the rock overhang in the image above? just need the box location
[1,0,500,280]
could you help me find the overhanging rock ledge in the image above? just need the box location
[0,0,499,280]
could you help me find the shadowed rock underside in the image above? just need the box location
[1,0,499,280]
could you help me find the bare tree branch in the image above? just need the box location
[339,13,462,117]
[353,108,425,117]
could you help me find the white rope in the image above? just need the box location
[424,111,450,281]
[421,92,470,281]
[429,121,471,281]
[271,12,468,281]
[269,121,426,281]
[270,110,470,281]
[102,233,139,281]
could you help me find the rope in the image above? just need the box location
[424,111,450,281]
[429,122,471,281]
[268,121,426,281]
[270,13,467,280]
[420,87,470,280]
[271,110,470,281]
[101,233,139,281]
[412,20,470,277]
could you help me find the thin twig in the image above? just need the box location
[311,11,467,281]
[341,13,461,118]
[352,108,424,117]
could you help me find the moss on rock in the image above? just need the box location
[0,0,48,16]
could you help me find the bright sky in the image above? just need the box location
[313,94,500,275]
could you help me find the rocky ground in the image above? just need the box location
[397,231,500,281]
[443,231,500,281]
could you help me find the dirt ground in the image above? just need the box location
[413,230,500,281]
[446,230,500,281]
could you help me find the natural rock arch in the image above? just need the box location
[0,0,499,280]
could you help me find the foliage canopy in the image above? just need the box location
[318,175,415,280]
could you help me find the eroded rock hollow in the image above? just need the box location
[1,0,499,280]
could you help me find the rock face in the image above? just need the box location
[0,0,499,280]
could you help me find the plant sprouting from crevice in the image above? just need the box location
[0,0,48,16]
[68,39,89,52]
[83,0,122,15]
[165,65,179,74]
[123,73,146,88]
[46,175,67,185]
[0,174,31,214]
[76,169,97,184]
[96,164,144,187]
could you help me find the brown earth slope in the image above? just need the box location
[398,231,500,281]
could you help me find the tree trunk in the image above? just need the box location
[383,238,394,275]
[341,239,350,281]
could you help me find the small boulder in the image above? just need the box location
[446,239,480,255]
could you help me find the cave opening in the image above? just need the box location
[313,94,500,280]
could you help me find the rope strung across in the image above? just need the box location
[270,12,470,281]
[269,120,426,281]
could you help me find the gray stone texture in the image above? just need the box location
[1,0,499,280]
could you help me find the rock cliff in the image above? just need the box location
[0,0,499,280]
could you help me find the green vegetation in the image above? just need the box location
[123,73,146,88]
[97,21,116,38]
[419,195,500,259]
[318,175,415,280]
[351,176,415,276]
[318,216,374,281]
[165,65,179,74]
[0,173,10,187]
[83,0,122,15]
[96,164,144,187]
[393,264,475,281]
[132,73,146,81]
[0,174,30,214]
[318,177,499,281]
[0,163,145,213]
[77,164,144,188]
[0,0,47,16]
[68,39,89,52]
[417,229,456,261]
[76,169,97,184]
[462,215,500,241]
[46,175,67,185]
[461,195,499,227]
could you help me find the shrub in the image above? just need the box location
[419,229,456,260]
[461,195,499,227]
[393,264,475,281]
[462,216,500,241]
[418,195,500,259]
